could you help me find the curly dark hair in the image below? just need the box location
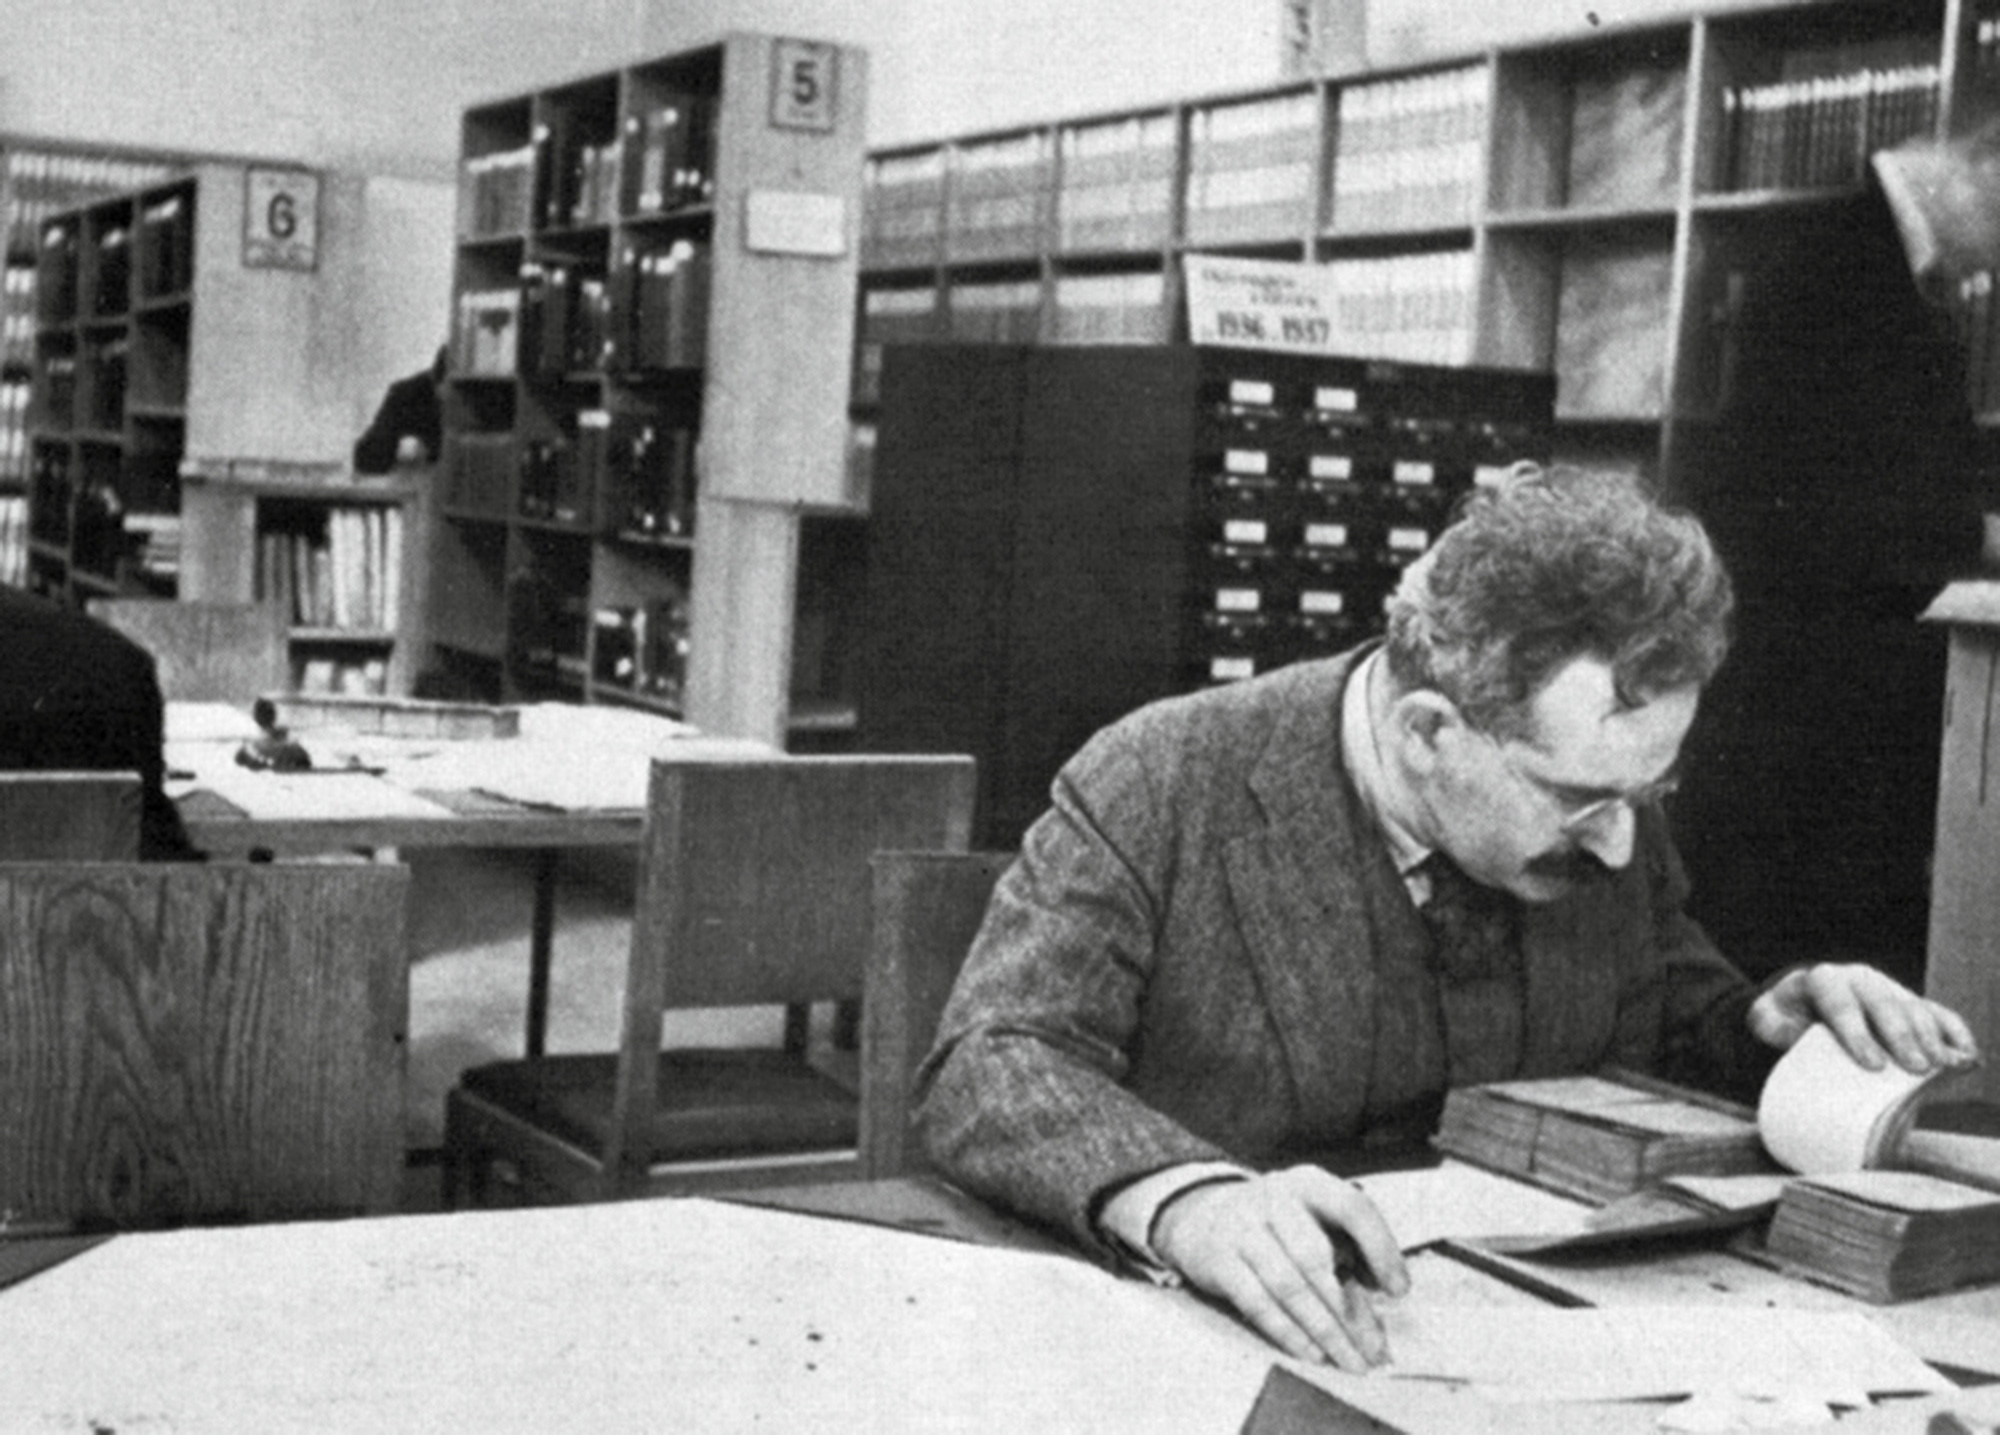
[1382,463,1733,737]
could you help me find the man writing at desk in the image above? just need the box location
[917,464,1977,1372]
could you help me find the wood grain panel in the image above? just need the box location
[0,861,409,1226]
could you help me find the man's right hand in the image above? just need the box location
[1148,1165,1410,1370]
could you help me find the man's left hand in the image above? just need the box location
[1749,962,1980,1074]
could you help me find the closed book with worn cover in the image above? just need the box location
[1434,1070,1777,1203]
[1766,1168,2000,1303]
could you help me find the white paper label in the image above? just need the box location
[1222,519,1268,544]
[1309,455,1354,481]
[1210,655,1256,681]
[1228,379,1275,407]
[1304,522,1349,548]
[1388,526,1428,553]
[1300,590,1345,615]
[1215,588,1261,613]
[1393,461,1436,486]
[1224,449,1269,476]
[1315,386,1358,413]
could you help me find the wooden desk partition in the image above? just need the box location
[0,861,410,1226]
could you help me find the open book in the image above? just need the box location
[1435,1026,2000,1301]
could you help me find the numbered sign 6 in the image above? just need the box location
[242,167,321,271]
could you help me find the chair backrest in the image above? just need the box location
[607,755,976,1159]
[859,849,1013,1179]
[85,599,288,702]
[0,771,143,860]
[0,860,410,1227]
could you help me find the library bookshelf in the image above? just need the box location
[429,32,868,748]
[0,136,239,589]
[853,0,2000,980]
[27,163,434,695]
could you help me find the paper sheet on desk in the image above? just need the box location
[164,701,264,744]
[1379,1304,1950,1405]
[1353,1163,1593,1252]
[193,768,457,822]
[366,734,777,811]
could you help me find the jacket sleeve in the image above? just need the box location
[915,722,1235,1256]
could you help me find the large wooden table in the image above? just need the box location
[4,1171,1999,1433]
[168,699,773,1058]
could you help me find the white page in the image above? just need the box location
[1758,1023,1942,1173]
[1354,1162,1591,1251]
[1378,1303,1949,1405]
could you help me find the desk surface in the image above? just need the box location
[167,699,773,853]
[6,1173,2000,1434]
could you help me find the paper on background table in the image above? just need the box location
[192,768,458,823]
[164,701,265,743]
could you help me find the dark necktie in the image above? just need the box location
[1417,853,1525,1085]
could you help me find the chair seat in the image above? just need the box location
[459,1049,860,1162]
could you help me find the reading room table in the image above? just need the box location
[4,1168,2000,1433]
[164,696,775,1059]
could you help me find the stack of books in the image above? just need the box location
[1434,1071,1775,1204]
[1438,1026,2000,1303]
[1765,1168,2000,1303]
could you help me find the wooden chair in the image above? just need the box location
[0,772,142,860]
[85,598,288,702]
[442,752,977,1207]
[858,849,1013,1179]
[0,860,410,1228]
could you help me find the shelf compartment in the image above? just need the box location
[1480,219,1676,421]
[853,280,943,407]
[1327,62,1487,236]
[1184,89,1318,249]
[861,148,946,271]
[534,72,622,235]
[1700,1,1946,197]
[943,272,1044,345]
[945,131,1055,265]
[429,517,509,658]
[1048,265,1169,346]
[1056,111,1178,256]
[459,96,536,241]
[1490,28,1689,218]
[622,48,722,221]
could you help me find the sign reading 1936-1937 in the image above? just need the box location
[769,38,838,132]
[241,166,321,271]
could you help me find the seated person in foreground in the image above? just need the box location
[915,465,1976,1371]
[0,584,196,859]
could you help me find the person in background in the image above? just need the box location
[916,463,1977,1372]
[0,584,196,859]
[352,344,446,475]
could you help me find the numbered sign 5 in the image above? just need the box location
[242,167,321,271]
[770,38,838,133]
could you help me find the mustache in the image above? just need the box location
[1525,846,1617,886]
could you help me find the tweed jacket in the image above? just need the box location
[916,649,1771,1255]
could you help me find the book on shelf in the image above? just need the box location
[1722,63,1940,193]
[1329,65,1484,234]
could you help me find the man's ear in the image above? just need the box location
[1389,691,1461,775]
